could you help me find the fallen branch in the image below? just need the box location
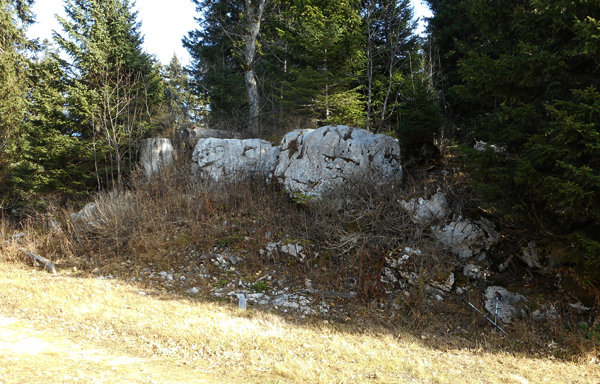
[19,248,57,275]
[1,233,58,274]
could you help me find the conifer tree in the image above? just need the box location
[0,0,34,207]
[185,0,369,130]
[55,0,163,188]
[184,0,246,126]
[275,0,365,126]
[428,0,600,280]
[363,0,419,133]
[11,50,97,198]
[162,55,204,130]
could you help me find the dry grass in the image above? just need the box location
[53,164,446,300]
[1,161,599,383]
[0,263,598,384]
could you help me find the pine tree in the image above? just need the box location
[184,0,246,126]
[162,55,205,130]
[0,0,34,207]
[55,0,163,188]
[429,0,600,281]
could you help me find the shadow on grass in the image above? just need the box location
[52,260,598,364]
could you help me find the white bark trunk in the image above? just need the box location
[244,0,267,136]
[365,0,374,132]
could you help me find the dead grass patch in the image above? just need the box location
[0,159,598,364]
[0,264,598,384]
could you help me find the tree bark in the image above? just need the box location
[244,0,267,136]
[365,0,374,132]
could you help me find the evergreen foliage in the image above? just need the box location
[53,0,164,189]
[0,0,34,207]
[183,0,246,122]
[11,50,97,199]
[184,0,428,133]
[427,0,600,280]
[363,0,420,133]
[161,55,205,130]
[395,72,441,152]
[273,0,366,126]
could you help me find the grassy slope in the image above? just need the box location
[0,263,597,384]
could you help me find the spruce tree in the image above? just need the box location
[162,55,204,130]
[55,0,163,188]
[363,0,420,133]
[184,0,246,126]
[429,0,600,280]
[11,49,97,199]
[275,0,365,126]
[0,0,35,208]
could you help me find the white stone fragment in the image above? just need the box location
[432,217,499,259]
[484,286,527,324]
[520,241,543,269]
[187,287,200,295]
[401,191,449,225]
[570,302,591,313]
[280,243,306,261]
[463,263,484,280]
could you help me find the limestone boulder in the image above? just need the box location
[400,191,449,225]
[275,125,402,197]
[484,286,528,323]
[431,217,500,259]
[192,138,280,181]
[139,138,175,179]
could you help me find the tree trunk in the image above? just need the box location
[244,0,267,136]
[365,0,374,132]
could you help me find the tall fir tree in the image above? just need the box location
[274,0,366,126]
[428,0,600,281]
[162,55,205,131]
[55,0,163,188]
[363,0,420,133]
[185,0,369,130]
[11,49,97,200]
[184,0,246,127]
[0,0,35,207]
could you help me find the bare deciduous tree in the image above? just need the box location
[92,64,152,189]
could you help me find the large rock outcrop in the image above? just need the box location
[139,138,175,179]
[192,138,280,181]
[274,126,402,197]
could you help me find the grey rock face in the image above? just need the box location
[519,241,543,269]
[400,191,449,225]
[70,202,97,222]
[192,138,280,181]
[463,263,486,280]
[275,126,402,197]
[484,286,527,323]
[139,138,175,179]
[431,217,499,259]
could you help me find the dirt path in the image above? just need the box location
[0,315,207,384]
